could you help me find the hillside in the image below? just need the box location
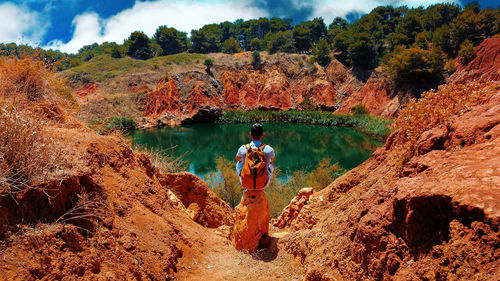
[63,51,402,129]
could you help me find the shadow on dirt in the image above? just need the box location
[252,235,279,262]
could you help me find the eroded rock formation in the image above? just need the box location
[158,172,234,228]
[232,190,270,252]
[272,187,314,231]
[451,38,500,84]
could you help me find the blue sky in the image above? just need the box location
[0,0,498,53]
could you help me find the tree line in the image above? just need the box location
[1,2,498,81]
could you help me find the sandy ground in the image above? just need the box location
[174,226,303,281]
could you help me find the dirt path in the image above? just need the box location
[173,226,303,281]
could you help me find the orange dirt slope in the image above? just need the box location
[275,84,500,280]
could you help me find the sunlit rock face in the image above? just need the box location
[232,190,270,252]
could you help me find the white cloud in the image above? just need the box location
[314,0,462,24]
[0,2,48,45]
[41,0,465,53]
[45,0,267,53]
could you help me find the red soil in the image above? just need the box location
[143,77,181,119]
[75,82,98,97]
[451,38,500,84]
[158,172,234,228]
[0,95,234,280]
[335,74,396,116]
[130,82,150,93]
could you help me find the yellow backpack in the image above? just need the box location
[241,143,268,190]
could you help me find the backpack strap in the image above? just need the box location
[258,143,266,151]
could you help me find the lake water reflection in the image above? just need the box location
[128,123,383,180]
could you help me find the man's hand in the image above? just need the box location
[236,156,242,162]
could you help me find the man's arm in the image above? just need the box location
[236,145,245,162]
[268,146,275,163]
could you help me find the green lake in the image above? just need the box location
[128,123,383,180]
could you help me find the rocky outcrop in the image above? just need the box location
[141,60,343,126]
[232,190,270,252]
[220,65,340,111]
[75,82,98,97]
[143,77,181,119]
[278,86,500,280]
[334,72,405,117]
[451,38,500,84]
[143,73,223,125]
[272,187,314,230]
[158,172,234,228]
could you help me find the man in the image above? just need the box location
[236,123,275,189]
[232,123,275,252]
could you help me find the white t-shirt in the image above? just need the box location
[236,140,275,188]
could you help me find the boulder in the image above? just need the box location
[232,190,270,252]
[272,187,314,229]
[158,172,234,228]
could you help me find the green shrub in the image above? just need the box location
[384,46,445,84]
[221,38,241,54]
[220,110,392,141]
[313,38,331,66]
[207,157,242,208]
[444,59,457,74]
[105,117,137,131]
[204,58,214,74]
[305,158,344,191]
[252,51,261,69]
[351,104,369,115]
[299,96,318,111]
[458,39,476,65]
[249,38,261,51]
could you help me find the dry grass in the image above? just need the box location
[55,190,107,236]
[0,108,70,196]
[394,80,500,147]
[0,57,72,197]
[133,145,188,174]
[0,58,51,102]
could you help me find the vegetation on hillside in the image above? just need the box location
[1,3,497,81]
[220,110,393,141]
[64,52,206,82]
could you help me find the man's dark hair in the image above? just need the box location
[250,123,264,138]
